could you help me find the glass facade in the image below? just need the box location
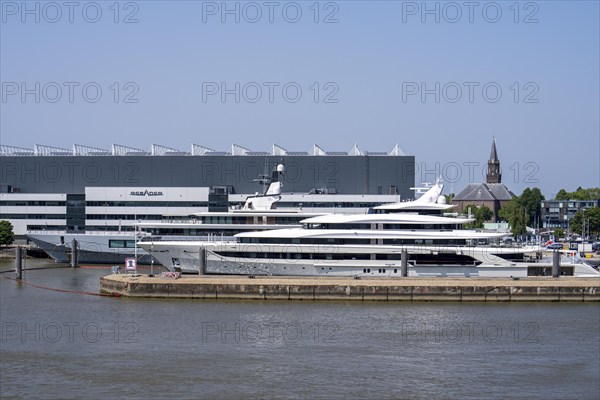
[66,194,86,232]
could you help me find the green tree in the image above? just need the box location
[499,200,528,237]
[588,188,600,199]
[0,220,14,246]
[570,207,600,238]
[518,187,544,227]
[511,206,529,237]
[553,228,565,238]
[555,189,569,200]
[572,187,591,200]
[464,204,494,229]
[554,187,600,201]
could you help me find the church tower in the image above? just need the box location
[486,137,501,184]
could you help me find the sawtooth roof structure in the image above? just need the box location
[1,143,407,157]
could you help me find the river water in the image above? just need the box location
[1,260,599,399]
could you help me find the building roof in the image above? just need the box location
[453,183,514,202]
[0,143,410,157]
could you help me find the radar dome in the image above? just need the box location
[277,164,285,172]
[437,196,447,204]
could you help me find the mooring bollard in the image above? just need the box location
[15,246,23,279]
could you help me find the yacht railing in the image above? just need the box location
[138,235,236,242]
[27,230,151,236]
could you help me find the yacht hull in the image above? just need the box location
[139,241,599,277]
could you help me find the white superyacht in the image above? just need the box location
[140,181,600,277]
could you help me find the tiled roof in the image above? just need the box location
[453,183,514,202]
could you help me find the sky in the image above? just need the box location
[1,0,599,198]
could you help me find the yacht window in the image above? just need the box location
[109,240,126,248]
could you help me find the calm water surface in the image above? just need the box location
[1,260,599,399]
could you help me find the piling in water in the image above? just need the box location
[199,248,206,275]
[71,239,78,268]
[15,246,22,279]
[552,250,561,278]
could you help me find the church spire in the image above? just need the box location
[490,136,499,161]
[486,136,501,184]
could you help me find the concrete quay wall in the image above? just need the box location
[100,275,600,302]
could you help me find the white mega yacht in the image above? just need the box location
[139,181,600,277]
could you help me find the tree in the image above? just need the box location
[518,187,544,227]
[511,206,529,237]
[588,188,600,199]
[555,189,569,200]
[0,220,14,246]
[477,205,494,226]
[573,187,591,200]
[554,187,600,201]
[553,228,565,238]
[463,204,494,229]
[499,200,528,237]
[570,207,600,238]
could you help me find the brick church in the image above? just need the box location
[452,138,515,220]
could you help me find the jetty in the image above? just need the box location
[100,275,600,302]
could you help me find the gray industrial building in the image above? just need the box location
[0,144,415,236]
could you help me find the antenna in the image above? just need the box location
[252,158,271,188]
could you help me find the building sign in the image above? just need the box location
[129,190,164,196]
[125,257,137,271]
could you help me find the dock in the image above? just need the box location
[100,275,600,302]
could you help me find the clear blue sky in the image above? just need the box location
[1,0,598,198]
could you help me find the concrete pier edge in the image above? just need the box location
[100,275,600,302]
